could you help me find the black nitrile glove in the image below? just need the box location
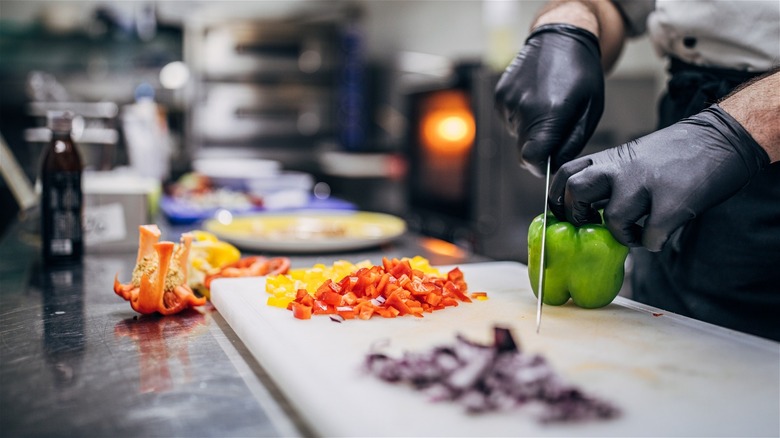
[495,23,604,177]
[549,104,770,251]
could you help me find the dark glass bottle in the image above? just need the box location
[41,110,84,264]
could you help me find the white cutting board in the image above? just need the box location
[211,261,779,437]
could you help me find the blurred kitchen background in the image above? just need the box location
[0,0,664,263]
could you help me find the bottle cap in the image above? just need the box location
[47,110,74,133]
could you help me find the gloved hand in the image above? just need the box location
[549,104,770,251]
[495,23,604,177]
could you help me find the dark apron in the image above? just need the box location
[630,57,780,341]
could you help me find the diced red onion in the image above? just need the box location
[363,326,619,423]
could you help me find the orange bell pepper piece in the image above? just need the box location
[114,225,206,315]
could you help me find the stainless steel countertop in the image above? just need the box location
[0,215,489,437]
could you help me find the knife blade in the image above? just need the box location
[536,156,551,334]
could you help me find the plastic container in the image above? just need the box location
[193,158,281,189]
[246,171,314,210]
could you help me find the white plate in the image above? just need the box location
[203,211,406,253]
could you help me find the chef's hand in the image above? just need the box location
[549,104,770,251]
[495,23,604,177]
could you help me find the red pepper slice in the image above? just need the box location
[204,256,290,288]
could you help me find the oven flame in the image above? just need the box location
[420,91,475,156]
[438,115,471,143]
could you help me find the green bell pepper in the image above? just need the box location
[528,213,629,309]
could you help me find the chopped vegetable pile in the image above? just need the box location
[266,257,475,320]
[364,327,619,423]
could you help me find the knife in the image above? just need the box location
[536,156,551,334]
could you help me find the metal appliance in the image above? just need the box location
[184,11,353,175]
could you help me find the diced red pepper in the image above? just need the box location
[320,290,342,307]
[470,292,488,301]
[386,290,412,316]
[355,301,375,320]
[441,297,460,307]
[336,305,356,319]
[342,291,358,306]
[389,259,413,278]
[312,300,333,315]
[291,302,312,320]
[425,293,443,306]
[443,281,471,302]
[283,257,477,321]
[376,272,390,294]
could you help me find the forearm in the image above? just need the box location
[533,0,626,72]
[719,70,780,163]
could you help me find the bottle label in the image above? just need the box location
[42,171,82,257]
